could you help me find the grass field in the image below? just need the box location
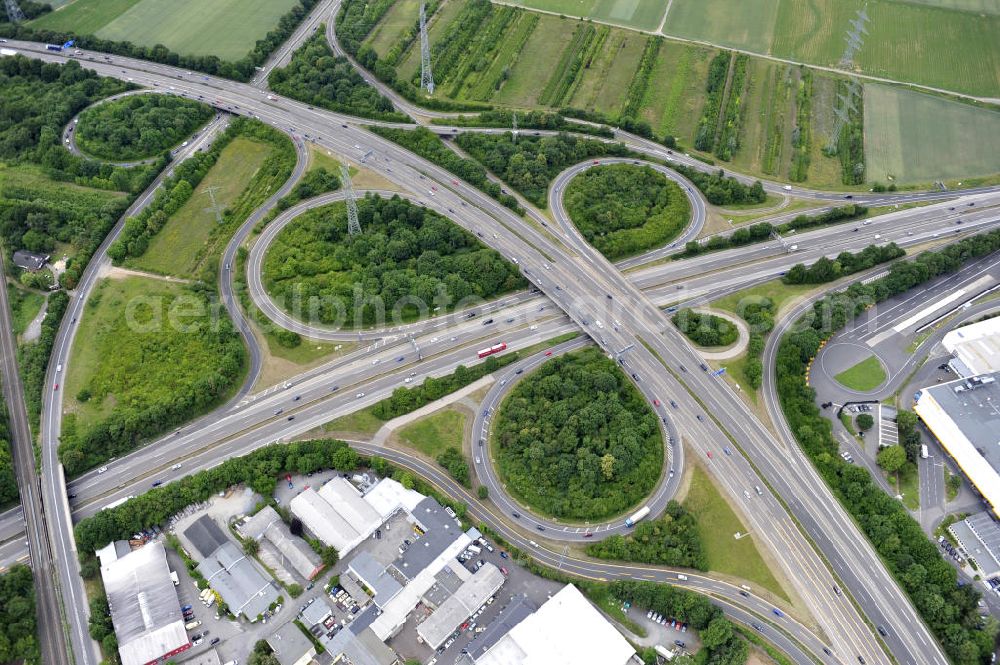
[129,137,273,277]
[900,0,1000,13]
[323,408,385,437]
[503,0,669,31]
[864,84,1000,184]
[664,0,778,53]
[712,279,817,319]
[682,464,787,600]
[364,0,421,57]
[30,0,141,35]
[63,275,244,432]
[8,287,45,338]
[834,355,887,391]
[33,0,298,61]
[397,408,468,459]
[571,30,648,116]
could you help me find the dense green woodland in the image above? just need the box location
[0,402,17,507]
[672,309,738,347]
[784,243,905,284]
[0,566,38,664]
[455,132,630,207]
[75,94,214,161]
[58,282,245,476]
[564,164,690,260]
[0,56,164,286]
[368,126,522,212]
[0,0,321,83]
[737,299,775,390]
[269,29,406,122]
[18,291,67,430]
[495,348,662,520]
[263,195,525,328]
[777,230,1000,664]
[587,501,706,569]
[683,206,868,258]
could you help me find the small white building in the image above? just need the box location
[942,317,1000,377]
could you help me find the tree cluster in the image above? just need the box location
[783,243,905,284]
[437,110,613,138]
[57,285,245,476]
[262,167,342,228]
[0,402,18,507]
[373,354,521,421]
[587,501,706,569]
[494,348,662,520]
[680,206,868,258]
[557,106,667,144]
[268,30,406,122]
[369,126,522,213]
[774,229,1000,665]
[672,308,738,347]
[17,290,67,430]
[0,0,321,83]
[738,298,775,390]
[88,593,119,663]
[564,164,690,260]
[262,194,525,328]
[75,94,213,161]
[0,0,49,22]
[0,565,38,664]
[670,165,765,206]
[74,439,361,552]
[435,447,470,487]
[0,57,166,286]
[895,410,924,463]
[455,132,630,207]
[609,581,748,665]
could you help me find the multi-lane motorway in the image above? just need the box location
[2,31,999,665]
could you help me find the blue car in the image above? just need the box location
[772,608,783,618]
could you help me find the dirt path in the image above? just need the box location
[99,264,194,284]
[371,375,495,445]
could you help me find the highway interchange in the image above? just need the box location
[1,8,999,664]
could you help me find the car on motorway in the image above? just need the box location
[536,525,545,531]
[706,451,712,459]
[696,414,704,422]
[152,480,162,488]
[723,446,732,456]
[583,532,593,538]
[772,608,783,618]
[545,351,553,356]
[98,466,108,474]
[653,399,660,406]
[356,392,365,399]
[877,625,888,637]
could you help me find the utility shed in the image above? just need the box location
[242,506,323,580]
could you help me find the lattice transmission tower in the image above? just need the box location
[3,0,26,23]
[341,164,361,236]
[826,4,869,153]
[419,3,435,95]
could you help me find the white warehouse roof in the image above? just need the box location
[943,317,1000,376]
[475,584,634,665]
[101,542,190,665]
[290,477,421,556]
[914,373,1000,518]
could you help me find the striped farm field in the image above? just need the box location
[864,84,1000,185]
[638,41,715,142]
[364,0,421,57]
[494,14,578,106]
[568,30,648,117]
[30,0,142,35]
[501,0,670,31]
[893,0,1000,13]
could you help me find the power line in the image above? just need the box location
[341,164,361,236]
[826,4,869,153]
[3,0,26,23]
[201,185,224,223]
[419,3,435,95]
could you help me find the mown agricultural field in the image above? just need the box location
[31,0,298,61]
[864,84,1000,185]
[502,0,669,31]
[358,0,1000,187]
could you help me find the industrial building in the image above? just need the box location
[949,511,1000,579]
[471,584,635,665]
[942,317,1000,377]
[417,564,506,649]
[290,477,423,557]
[914,373,1000,517]
[99,541,191,665]
[265,622,316,665]
[241,505,323,581]
[183,515,280,621]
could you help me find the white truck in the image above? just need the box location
[0,48,16,57]
[655,645,676,660]
[625,505,651,528]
